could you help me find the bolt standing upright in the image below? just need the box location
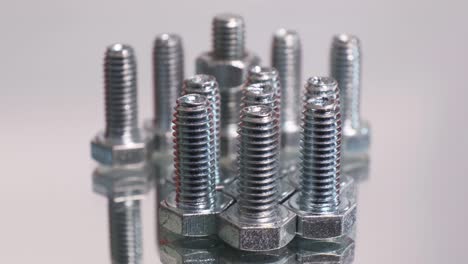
[285,96,356,239]
[196,13,260,172]
[91,44,150,264]
[272,29,302,162]
[330,35,370,177]
[159,94,233,237]
[218,105,296,251]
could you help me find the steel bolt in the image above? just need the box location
[159,94,233,237]
[285,96,356,239]
[272,29,302,160]
[218,105,296,251]
[196,13,260,172]
[330,35,370,175]
[91,44,150,264]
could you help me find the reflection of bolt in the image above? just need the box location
[91,44,149,264]
[285,96,356,239]
[218,105,296,251]
[272,29,302,155]
[330,35,370,176]
[159,94,233,236]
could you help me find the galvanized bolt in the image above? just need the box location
[285,96,356,239]
[196,13,260,172]
[330,35,370,173]
[145,33,184,153]
[218,105,296,251]
[91,44,150,264]
[159,94,233,236]
[181,75,226,187]
[272,29,302,157]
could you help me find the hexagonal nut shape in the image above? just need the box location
[342,120,370,158]
[224,178,295,204]
[196,52,260,88]
[143,119,172,154]
[91,132,149,166]
[159,236,223,264]
[92,164,150,200]
[285,193,357,239]
[218,204,296,251]
[159,191,234,237]
[289,236,355,264]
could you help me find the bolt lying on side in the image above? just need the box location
[285,95,356,240]
[159,94,233,237]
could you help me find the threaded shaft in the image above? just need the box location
[109,199,142,264]
[299,97,342,213]
[182,75,221,186]
[241,82,280,122]
[330,34,361,129]
[272,29,301,128]
[104,44,140,142]
[237,105,280,221]
[304,76,340,102]
[212,14,245,60]
[173,94,216,210]
[153,34,184,133]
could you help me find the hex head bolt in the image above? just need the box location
[90,44,150,264]
[218,105,296,252]
[196,14,260,171]
[181,75,228,188]
[285,96,356,239]
[272,29,302,168]
[159,94,233,237]
[330,35,370,175]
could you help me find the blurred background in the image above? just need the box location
[1,0,467,263]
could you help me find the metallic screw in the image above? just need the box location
[96,44,146,264]
[241,82,280,119]
[160,94,233,236]
[212,13,245,60]
[150,33,184,150]
[104,44,141,142]
[298,96,342,213]
[109,199,142,264]
[237,105,280,221]
[182,75,222,187]
[173,94,216,209]
[330,34,361,130]
[272,29,302,134]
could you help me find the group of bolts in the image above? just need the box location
[90,13,370,264]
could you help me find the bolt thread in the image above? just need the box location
[330,34,361,129]
[272,29,301,128]
[299,96,342,213]
[237,105,280,221]
[109,199,142,264]
[182,75,221,186]
[153,34,184,133]
[304,76,340,103]
[241,82,280,124]
[173,94,216,210]
[104,44,140,142]
[212,14,245,60]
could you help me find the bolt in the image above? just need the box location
[196,13,260,173]
[272,29,302,162]
[145,33,184,152]
[304,76,340,102]
[181,75,228,188]
[285,96,356,239]
[91,44,148,165]
[91,44,150,264]
[218,105,296,251]
[159,94,233,237]
[330,34,370,175]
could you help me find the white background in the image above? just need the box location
[1,0,467,263]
